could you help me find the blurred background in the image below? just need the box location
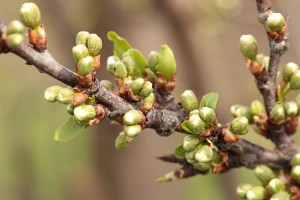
[1,0,300,199]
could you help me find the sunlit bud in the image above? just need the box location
[195,145,213,163]
[100,80,115,91]
[122,56,135,75]
[75,31,89,45]
[246,186,267,200]
[240,34,258,60]
[282,62,299,82]
[56,88,74,104]
[6,33,24,49]
[230,116,249,135]
[270,104,286,123]
[193,161,211,171]
[236,183,253,199]
[123,110,143,126]
[66,104,75,115]
[185,150,197,164]
[124,125,142,138]
[44,85,62,102]
[270,191,290,200]
[184,114,206,134]
[106,56,120,74]
[72,44,89,63]
[291,165,300,183]
[130,78,145,95]
[139,81,153,97]
[87,33,102,56]
[155,45,176,80]
[199,107,216,125]
[267,178,285,195]
[115,132,129,150]
[290,70,300,90]
[267,13,285,32]
[19,2,41,29]
[74,104,96,122]
[182,135,200,152]
[113,61,128,80]
[255,165,276,185]
[7,20,24,34]
[230,105,253,123]
[291,153,300,167]
[77,56,94,76]
[181,90,198,114]
[284,101,298,117]
[189,109,200,116]
[250,100,265,116]
[148,51,159,72]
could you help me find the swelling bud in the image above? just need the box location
[44,85,62,102]
[76,31,89,45]
[123,110,143,126]
[290,70,300,90]
[240,34,258,60]
[230,116,249,135]
[74,104,96,122]
[77,56,94,76]
[282,62,299,82]
[6,33,24,49]
[7,20,24,34]
[181,90,198,114]
[56,88,74,104]
[182,135,199,151]
[87,34,102,56]
[72,44,89,63]
[267,13,285,32]
[155,45,176,80]
[19,2,41,29]
[236,183,253,199]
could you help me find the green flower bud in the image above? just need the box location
[199,107,216,125]
[230,105,253,123]
[236,183,253,199]
[75,31,89,45]
[113,61,128,80]
[77,56,94,75]
[139,81,153,97]
[7,20,24,34]
[182,135,200,152]
[230,116,249,135]
[291,165,300,183]
[193,161,211,171]
[130,78,145,95]
[246,186,267,200]
[66,104,75,115]
[284,101,298,117]
[185,114,206,134]
[141,92,155,111]
[267,178,285,195]
[295,94,300,111]
[100,80,115,91]
[124,125,142,138]
[155,45,176,80]
[56,88,74,104]
[290,153,300,167]
[282,62,299,82]
[148,51,159,72]
[115,132,129,150]
[189,109,200,116]
[270,104,286,123]
[86,33,102,56]
[122,56,135,75]
[250,100,265,116]
[123,110,143,126]
[195,145,213,163]
[181,90,199,114]
[106,56,120,74]
[267,13,285,32]
[19,2,41,29]
[240,34,258,60]
[255,165,276,185]
[44,85,62,102]
[74,104,96,122]
[72,44,89,63]
[290,70,300,90]
[185,150,197,164]
[270,191,290,200]
[6,33,24,49]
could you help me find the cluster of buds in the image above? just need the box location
[236,165,291,200]
[115,110,145,150]
[72,31,102,87]
[19,2,47,52]
[290,153,300,184]
[4,20,25,49]
[270,101,299,127]
[278,62,300,99]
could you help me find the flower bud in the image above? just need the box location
[113,61,128,80]
[106,56,120,74]
[182,135,200,152]
[75,31,89,45]
[291,165,300,183]
[56,88,74,104]
[291,153,300,167]
[7,20,24,34]
[74,104,96,122]
[77,56,94,76]
[156,45,176,80]
[246,186,267,200]
[195,145,213,163]
[72,44,89,63]
[185,150,197,164]
[141,92,155,111]
[282,62,299,82]
[284,101,298,117]
[267,13,285,32]
[290,70,300,90]
[240,34,258,60]
[6,33,24,49]
[139,81,153,97]
[230,116,249,135]
[270,104,286,123]
[44,85,62,102]
[115,132,129,150]
[181,90,198,114]
[148,51,159,72]
[86,33,102,56]
[193,161,211,171]
[255,165,276,185]
[267,178,285,195]
[122,56,135,75]
[250,100,265,116]
[236,183,253,199]
[100,80,115,91]
[123,110,143,126]
[199,107,216,125]
[66,104,75,115]
[230,105,253,123]
[270,191,290,200]
[183,114,206,135]
[221,128,239,143]
[124,125,142,138]
[19,2,41,29]
[130,78,145,95]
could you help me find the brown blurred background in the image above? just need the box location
[1,0,300,199]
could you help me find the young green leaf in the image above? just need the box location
[174,145,186,159]
[54,117,86,142]
[199,92,219,110]
[107,31,132,59]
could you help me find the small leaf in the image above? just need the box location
[127,49,147,77]
[181,120,192,134]
[174,145,186,159]
[199,92,219,110]
[145,68,158,80]
[107,31,132,59]
[54,117,86,141]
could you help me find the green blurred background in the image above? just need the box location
[1,0,300,199]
